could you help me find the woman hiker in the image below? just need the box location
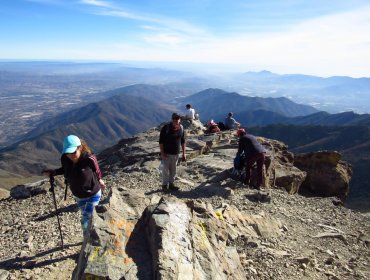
[43,135,106,236]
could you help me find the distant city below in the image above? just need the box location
[1,61,370,149]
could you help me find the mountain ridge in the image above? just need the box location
[0,85,322,182]
[179,88,319,121]
[0,94,174,180]
[1,85,370,209]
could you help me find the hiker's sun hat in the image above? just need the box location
[62,135,81,154]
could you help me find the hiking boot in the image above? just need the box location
[255,185,262,190]
[169,183,179,191]
[162,184,169,192]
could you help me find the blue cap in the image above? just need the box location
[62,135,81,154]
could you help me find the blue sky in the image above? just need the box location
[1,0,370,77]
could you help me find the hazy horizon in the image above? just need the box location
[1,59,369,79]
[1,1,370,78]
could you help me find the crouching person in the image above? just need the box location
[43,135,106,236]
[236,128,266,190]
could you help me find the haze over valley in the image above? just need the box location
[2,61,370,149]
[1,61,370,212]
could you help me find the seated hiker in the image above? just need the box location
[183,104,196,120]
[205,119,221,133]
[218,121,227,131]
[225,112,240,130]
[236,128,266,190]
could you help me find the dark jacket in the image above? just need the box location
[237,134,266,157]
[159,122,185,155]
[55,152,102,198]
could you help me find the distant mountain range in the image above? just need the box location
[2,62,370,148]
[0,91,175,178]
[178,88,319,123]
[1,84,370,211]
[177,88,370,127]
[239,70,370,86]
[0,85,314,179]
[228,70,370,113]
[223,109,370,127]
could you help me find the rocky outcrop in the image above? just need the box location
[74,124,353,279]
[99,124,309,195]
[10,180,49,199]
[1,123,366,280]
[181,119,205,135]
[258,138,306,194]
[9,177,65,199]
[99,125,351,199]
[294,151,353,200]
[74,188,282,279]
[73,188,153,280]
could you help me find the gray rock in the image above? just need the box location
[0,269,9,280]
[294,151,352,199]
[10,180,48,199]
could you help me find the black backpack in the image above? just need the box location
[218,122,226,131]
[234,153,246,170]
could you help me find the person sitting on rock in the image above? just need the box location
[205,119,221,134]
[182,104,198,129]
[184,104,196,120]
[236,128,266,190]
[225,112,240,130]
[43,135,106,236]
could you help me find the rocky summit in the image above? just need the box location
[0,120,369,280]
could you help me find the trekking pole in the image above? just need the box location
[64,179,68,201]
[49,176,64,248]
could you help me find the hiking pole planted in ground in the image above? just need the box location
[49,175,64,248]
[64,178,69,201]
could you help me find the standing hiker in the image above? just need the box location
[43,135,106,236]
[159,113,186,192]
[236,128,266,189]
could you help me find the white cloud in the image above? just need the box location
[22,1,370,77]
[25,0,65,4]
[143,33,186,46]
[98,9,205,36]
[140,25,157,31]
[126,4,370,77]
[97,9,156,22]
[79,0,112,8]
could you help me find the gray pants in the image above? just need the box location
[162,154,179,185]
